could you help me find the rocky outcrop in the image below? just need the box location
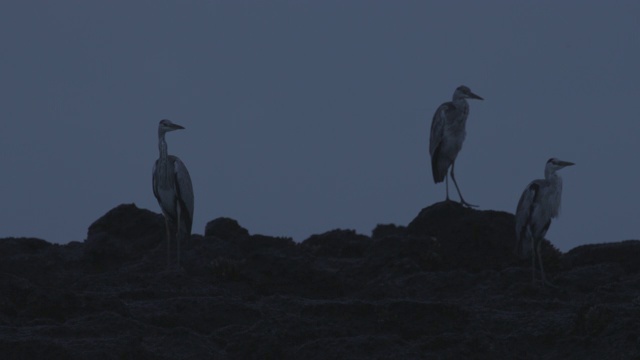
[0,202,638,359]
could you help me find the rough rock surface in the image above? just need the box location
[1,202,639,359]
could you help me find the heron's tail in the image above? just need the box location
[178,217,192,242]
[515,227,533,259]
[177,200,193,237]
[431,155,448,183]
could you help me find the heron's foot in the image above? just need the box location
[459,199,478,208]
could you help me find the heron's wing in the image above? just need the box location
[429,102,453,156]
[429,102,455,182]
[152,160,160,203]
[515,181,539,240]
[515,180,545,256]
[171,156,194,234]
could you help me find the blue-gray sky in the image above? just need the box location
[1,1,638,251]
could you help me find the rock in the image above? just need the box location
[1,202,639,359]
[83,204,164,269]
[371,224,407,239]
[0,237,51,255]
[301,229,371,258]
[204,217,250,240]
[562,240,640,273]
[407,201,523,271]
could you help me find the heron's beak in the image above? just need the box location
[170,124,185,130]
[469,92,483,100]
[559,160,575,167]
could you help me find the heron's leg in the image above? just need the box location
[450,161,477,207]
[515,235,523,258]
[445,173,450,201]
[531,236,537,284]
[537,239,546,285]
[537,241,557,287]
[176,207,181,268]
[165,218,171,268]
[515,229,523,257]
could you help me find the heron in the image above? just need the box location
[429,85,483,207]
[152,119,194,268]
[515,158,574,285]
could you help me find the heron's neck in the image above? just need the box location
[158,133,169,164]
[545,167,554,180]
[545,169,563,188]
[452,98,470,123]
[545,169,564,217]
[452,97,469,112]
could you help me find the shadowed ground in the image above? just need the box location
[1,202,639,359]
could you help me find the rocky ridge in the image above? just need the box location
[1,202,639,359]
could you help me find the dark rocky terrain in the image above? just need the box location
[1,202,639,359]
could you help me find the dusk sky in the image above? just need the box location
[1,1,638,252]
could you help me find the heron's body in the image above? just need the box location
[429,86,482,207]
[152,119,194,268]
[153,155,193,235]
[515,158,574,285]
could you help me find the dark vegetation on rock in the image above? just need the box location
[1,202,639,359]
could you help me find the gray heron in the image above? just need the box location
[429,85,483,207]
[152,119,194,268]
[515,158,574,285]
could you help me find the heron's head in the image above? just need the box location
[546,158,575,172]
[158,119,185,134]
[454,85,483,101]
